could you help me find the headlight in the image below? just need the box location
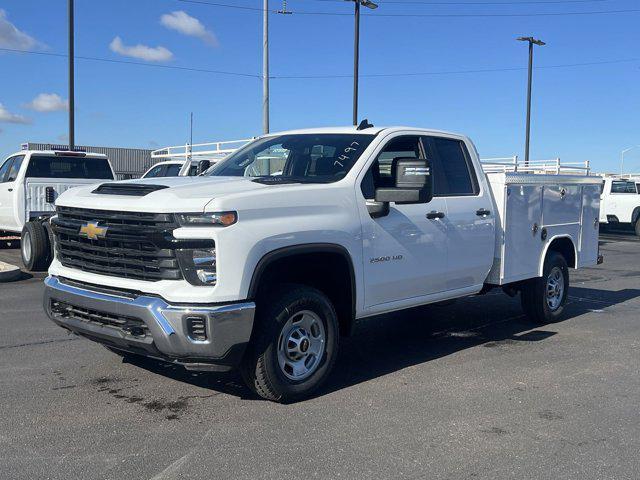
[176,211,237,227]
[176,248,217,286]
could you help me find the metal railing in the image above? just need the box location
[481,156,591,175]
[151,139,253,162]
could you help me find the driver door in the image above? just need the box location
[360,135,449,310]
[0,156,18,229]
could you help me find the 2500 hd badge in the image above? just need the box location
[370,255,404,263]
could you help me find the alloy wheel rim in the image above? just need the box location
[546,266,564,311]
[22,231,32,262]
[277,310,326,381]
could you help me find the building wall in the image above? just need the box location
[25,143,155,180]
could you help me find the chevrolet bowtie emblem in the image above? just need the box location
[79,221,108,240]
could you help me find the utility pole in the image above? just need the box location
[517,36,545,166]
[349,0,378,126]
[68,0,75,149]
[263,0,269,134]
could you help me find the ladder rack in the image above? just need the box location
[482,156,591,176]
[151,138,253,162]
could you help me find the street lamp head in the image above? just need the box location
[517,36,546,46]
[345,0,379,9]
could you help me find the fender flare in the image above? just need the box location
[247,242,357,318]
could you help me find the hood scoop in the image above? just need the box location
[92,183,169,196]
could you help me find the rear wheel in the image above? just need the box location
[241,284,339,403]
[21,221,51,271]
[634,218,640,237]
[521,251,569,324]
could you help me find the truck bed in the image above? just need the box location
[484,171,602,285]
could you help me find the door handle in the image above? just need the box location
[476,208,491,217]
[7,188,13,192]
[426,211,445,220]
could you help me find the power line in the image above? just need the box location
[2,47,636,80]
[178,0,640,16]
[272,58,639,78]
[300,0,618,4]
[0,47,260,78]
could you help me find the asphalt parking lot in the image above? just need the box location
[1,231,639,480]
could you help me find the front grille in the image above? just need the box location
[50,300,150,337]
[52,206,182,282]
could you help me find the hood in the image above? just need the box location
[55,176,271,213]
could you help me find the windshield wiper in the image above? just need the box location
[251,176,331,185]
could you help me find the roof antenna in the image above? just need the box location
[357,118,374,130]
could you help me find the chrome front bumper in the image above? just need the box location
[43,276,255,371]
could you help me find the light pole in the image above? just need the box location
[348,0,378,126]
[263,0,269,134]
[621,146,639,174]
[68,0,75,149]
[517,36,545,166]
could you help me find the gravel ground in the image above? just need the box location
[1,231,639,480]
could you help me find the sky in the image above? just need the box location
[0,0,638,173]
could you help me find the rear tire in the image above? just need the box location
[521,251,569,324]
[21,221,51,272]
[241,284,339,403]
[634,218,640,237]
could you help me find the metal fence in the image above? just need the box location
[24,143,154,180]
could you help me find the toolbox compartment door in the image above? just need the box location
[502,184,543,282]
[578,184,601,267]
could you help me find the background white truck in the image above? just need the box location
[0,148,114,270]
[144,138,252,178]
[43,125,602,402]
[599,175,640,236]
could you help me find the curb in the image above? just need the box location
[0,261,21,282]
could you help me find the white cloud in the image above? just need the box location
[0,103,30,124]
[25,93,68,112]
[109,36,173,62]
[160,11,218,47]
[0,9,42,50]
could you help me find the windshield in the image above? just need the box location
[26,155,113,179]
[206,134,375,183]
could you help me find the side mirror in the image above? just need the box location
[375,158,433,205]
[197,160,211,175]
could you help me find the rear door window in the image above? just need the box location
[611,181,637,194]
[421,136,479,196]
[6,155,24,182]
[0,157,14,182]
[25,155,113,179]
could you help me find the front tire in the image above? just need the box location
[21,221,51,272]
[634,218,640,237]
[521,251,569,324]
[241,284,339,403]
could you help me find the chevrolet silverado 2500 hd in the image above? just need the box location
[0,148,114,270]
[43,125,602,402]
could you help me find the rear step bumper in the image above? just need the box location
[43,275,255,371]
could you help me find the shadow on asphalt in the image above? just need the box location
[116,285,640,402]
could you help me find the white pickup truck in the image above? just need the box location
[43,125,602,402]
[599,176,640,236]
[0,148,115,270]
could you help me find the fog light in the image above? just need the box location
[176,247,217,286]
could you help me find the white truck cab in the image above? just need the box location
[0,148,114,270]
[599,175,640,236]
[142,159,202,178]
[43,124,602,402]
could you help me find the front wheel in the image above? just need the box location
[521,252,569,324]
[634,218,640,237]
[241,284,339,403]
